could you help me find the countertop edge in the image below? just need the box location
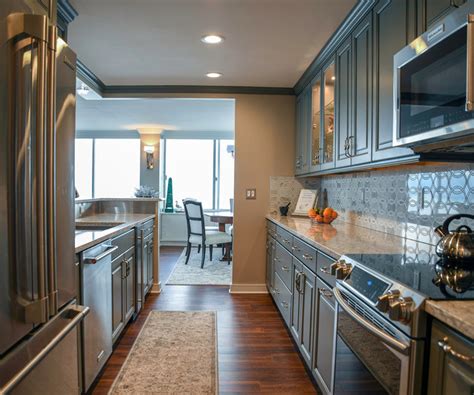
[266,214,342,259]
[75,214,156,253]
[425,300,474,340]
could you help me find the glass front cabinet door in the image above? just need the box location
[310,76,322,172]
[321,60,336,170]
[310,60,336,173]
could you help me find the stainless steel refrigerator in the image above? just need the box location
[0,1,89,393]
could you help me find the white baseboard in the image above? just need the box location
[229,283,268,294]
[150,282,162,294]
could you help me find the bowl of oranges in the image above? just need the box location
[308,207,338,224]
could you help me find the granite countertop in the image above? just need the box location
[266,213,474,339]
[425,301,474,339]
[76,197,164,203]
[266,213,417,259]
[75,213,155,253]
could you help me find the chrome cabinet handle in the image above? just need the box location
[280,301,289,309]
[274,288,280,295]
[438,337,474,362]
[466,14,474,111]
[320,266,330,274]
[282,238,291,244]
[319,288,333,298]
[302,253,313,261]
[281,266,290,272]
[84,245,118,264]
[295,271,301,293]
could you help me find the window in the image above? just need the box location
[75,139,93,199]
[74,138,140,198]
[94,139,140,198]
[163,138,234,211]
[218,140,234,210]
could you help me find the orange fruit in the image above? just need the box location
[323,216,332,224]
[331,211,338,219]
[323,207,333,217]
[315,215,324,223]
[308,208,317,218]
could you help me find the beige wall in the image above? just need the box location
[232,94,295,291]
[104,91,295,292]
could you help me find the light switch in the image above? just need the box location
[246,188,256,200]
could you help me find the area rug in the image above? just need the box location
[108,311,218,394]
[166,248,232,285]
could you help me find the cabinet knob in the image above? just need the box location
[388,296,413,324]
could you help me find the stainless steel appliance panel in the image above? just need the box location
[81,242,115,392]
[0,10,51,356]
[393,1,474,150]
[55,38,77,309]
[0,304,89,394]
[333,287,422,395]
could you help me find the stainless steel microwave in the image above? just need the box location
[393,2,474,152]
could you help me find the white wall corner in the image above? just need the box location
[229,283,269,294]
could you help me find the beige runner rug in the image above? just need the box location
[109,311,218,394]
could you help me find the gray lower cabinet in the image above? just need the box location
[313,280,336,394]
[142,233,153,295]
[291,258,317,367]
[266,234,276,292]
[372,0,415,162]
[266,220,337,394]
[111,247,135,342]
[428,319,474,395]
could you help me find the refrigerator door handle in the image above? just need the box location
[0,304,90,394]
[7,13,50,325]
[46,25,58,317]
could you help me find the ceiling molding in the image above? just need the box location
[105,85,294,96]
[76,60,295,96]
[57,0,78,24]
[293,0,376,95]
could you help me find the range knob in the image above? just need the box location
[388,296,414,324]
[330,260,352,279]
[376,290,400,313]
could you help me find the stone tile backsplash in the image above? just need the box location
[270,163,474,245]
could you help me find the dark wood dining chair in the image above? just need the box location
[183,199,232,268]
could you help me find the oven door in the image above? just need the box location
[333,287,421,395]
[393,10,474,147]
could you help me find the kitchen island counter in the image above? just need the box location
[75,213,155,253]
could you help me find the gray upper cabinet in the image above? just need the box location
[372,0,415,162]
[310,75,323,173]
[295,88,311,175]
[335,37,352,169]
[320,60,336,171]
[424,0,467,29]
[351,13,373,166]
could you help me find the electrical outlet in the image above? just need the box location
[246,188,256,200]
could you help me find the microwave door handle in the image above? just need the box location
[466,14,474,112]
[333,288,410,355]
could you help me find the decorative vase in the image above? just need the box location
[165,178,174,213]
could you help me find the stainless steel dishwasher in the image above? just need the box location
[81,241,117,392]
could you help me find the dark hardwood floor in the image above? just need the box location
[92,247,318,394]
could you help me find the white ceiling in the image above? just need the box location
[68,0,356,87]
[76,95,235,132]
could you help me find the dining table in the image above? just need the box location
[205,211,233,261]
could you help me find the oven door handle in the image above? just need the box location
[466,14,474,111]
[333,288,410,355]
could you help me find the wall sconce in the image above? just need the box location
[144,145,155,169]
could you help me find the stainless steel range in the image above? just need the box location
[329,249,473,395]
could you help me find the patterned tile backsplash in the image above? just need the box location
[270,163,474,246]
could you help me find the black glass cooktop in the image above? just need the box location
[344,251,474,300]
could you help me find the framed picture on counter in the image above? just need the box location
[292,189,318,216]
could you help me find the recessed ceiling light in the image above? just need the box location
[206,72,222,78]
[331,76,336,81]
[201,34,224,44]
